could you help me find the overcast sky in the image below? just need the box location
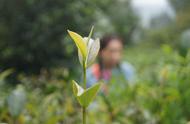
[132,0,175,27]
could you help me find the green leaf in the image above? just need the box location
[86,38,100,67]
[72,80,84,97]
[72,80,101,107]
[78,49,83,66]
[67,30,87,61]
[87,26,94,45]
[7,85,26,118]
[79,83,101,107]
[0,69,13,80]
[0,69,13,85]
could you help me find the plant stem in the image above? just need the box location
[83,107,86,124]
[83,64,87,124]
[12,117,17,124]
[83,65,87,89]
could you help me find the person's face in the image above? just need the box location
[100,39,123,68]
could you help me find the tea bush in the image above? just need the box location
[0,44,189,124]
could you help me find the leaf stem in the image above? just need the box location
[83,63,87,124]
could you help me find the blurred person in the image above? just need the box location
[86,34,135,94]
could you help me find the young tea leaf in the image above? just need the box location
[80,83,101,107]
[72,80,101,107]
[72,80,84,97]
[86,38,100,67]
[67,30,87,61]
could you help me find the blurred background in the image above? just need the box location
[0,0,190,123]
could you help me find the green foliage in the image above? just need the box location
[0,45,189,124]
[0,69,13,84]
[72,80,100,107]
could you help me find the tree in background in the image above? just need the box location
[169,0,190,31]
[95,0,138,43]
[169,0,190,56]
[0,0,137,73]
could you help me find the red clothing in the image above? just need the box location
[92,64,112,81]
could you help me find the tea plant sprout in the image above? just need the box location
[68,26,101,124]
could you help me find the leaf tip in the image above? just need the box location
[67,30,71,34]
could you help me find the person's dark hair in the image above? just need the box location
[100,34,124,51]
[98,34,123,79]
